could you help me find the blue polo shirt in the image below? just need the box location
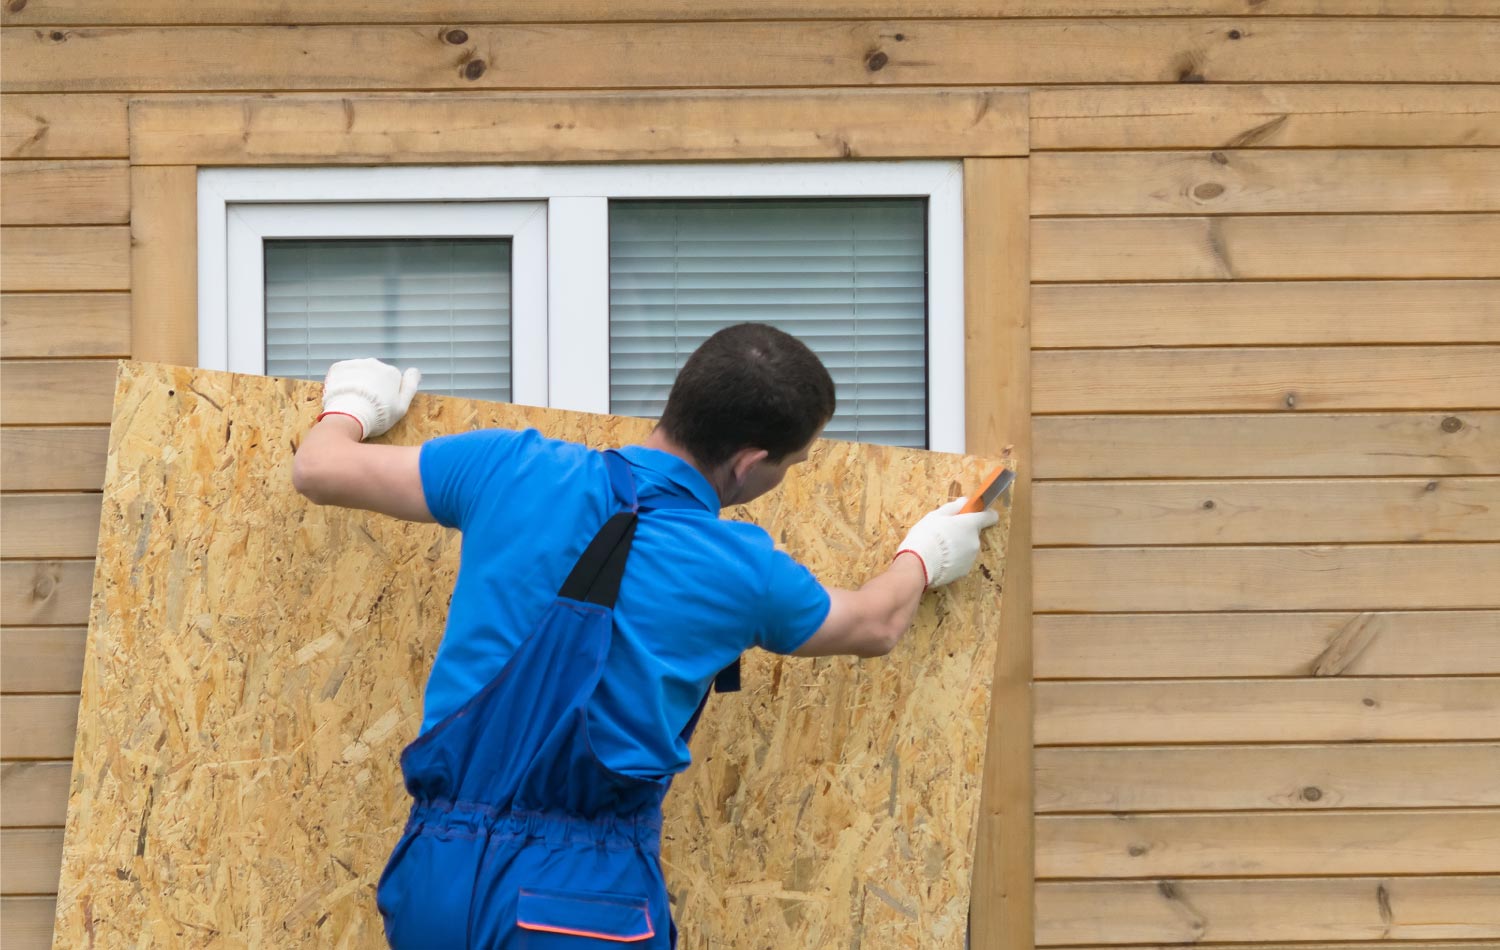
[417,429,831,777]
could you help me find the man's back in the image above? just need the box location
[418,429,830,777]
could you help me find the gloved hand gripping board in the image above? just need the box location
[55,362,1011,949]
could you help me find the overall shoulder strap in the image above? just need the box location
[556,450,640,607]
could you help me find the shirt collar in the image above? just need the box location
[616,445,721,515]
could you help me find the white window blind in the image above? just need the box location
[609,199,929,448]
[264,238,512,401]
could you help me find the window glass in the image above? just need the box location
[609,199,928,447]
[264,238,512,401]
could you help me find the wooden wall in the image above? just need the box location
[1026,91,1500,944]
[2,3,1497,948]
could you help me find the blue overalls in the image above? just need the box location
[376,450,728,948]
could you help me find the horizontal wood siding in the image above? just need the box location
[1028,38,1500,944]
[2,4,1495,948]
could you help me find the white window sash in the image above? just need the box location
[199,162,966,450]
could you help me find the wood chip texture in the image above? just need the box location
[55,362,1009,948]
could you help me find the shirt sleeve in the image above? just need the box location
[419,429,533,531]
[755,548,833,655]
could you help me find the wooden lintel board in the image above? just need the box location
[56,362,1010,948]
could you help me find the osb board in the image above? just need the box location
[56,362,1010,948]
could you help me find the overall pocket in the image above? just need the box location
[516,887,654,946]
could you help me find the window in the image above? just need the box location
[199,164,964,450]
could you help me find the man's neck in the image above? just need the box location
[640,428,725,500]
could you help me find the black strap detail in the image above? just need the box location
[713,659,741,693]
[558,511,639,608]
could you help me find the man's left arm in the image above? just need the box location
[291,358,435,523]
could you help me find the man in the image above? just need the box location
[293,323,998,948]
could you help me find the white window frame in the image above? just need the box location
[199,162,966,451]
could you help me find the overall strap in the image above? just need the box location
[557,451,640,607]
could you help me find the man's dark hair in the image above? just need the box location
[657,323,836,469]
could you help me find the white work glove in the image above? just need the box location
[896,498,1001,589]
[318,358,422,441]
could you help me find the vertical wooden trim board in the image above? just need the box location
[128,165,197,366]
[965,158,1035,950]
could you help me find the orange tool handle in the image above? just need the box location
[960,466,1014,514]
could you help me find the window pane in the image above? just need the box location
[265,238,512,402]
[609,199,928,448]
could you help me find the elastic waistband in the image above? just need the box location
[406,799,662,852]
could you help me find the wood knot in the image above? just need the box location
[1301,786,1323,802]
[1441,415,1464,433]
[49,30,67,42]
[894,33,906,41]
[1210,151,1229,165]
[1228,29,1243,39]
[865,49,889,72]
[1362,697,1377,707]
[1284,392,1298,409]
[31,574,55,600]
[1202,499,1215,510]
[463,59,487,80]
[1426,480,1439,492]
[1128,844,1149,857]
[444,29,469,45]
[1178,69,1206,83]
[1193,182,1226,200]
[9,0,28,12]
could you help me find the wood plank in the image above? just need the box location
[0,696,79,760]
[130,90,1029,165]
[1035,345,1500,413]
[1035,477,1500,545]
[1038,809,1500,878]
[5,20,1498,93]
[0,629,86,694]
[0,561,96,627]
[1034,411,1500,479]
[7,1,1495,25]
[0,227,129,292]
[0,94,128,159]
[0,829,63,895]
[0,160,130,226]
[1033,214,1500,282]
[0,896,57,948]
[1034,611,1500,679]
[0,293,131,358]
[1056,942,1500,948]
[1035,543,1500,612]
[0,495,102,560]
[0,360,118,425]
[0,762,71,826]
[1036,743,1500,812]
[1032,83,1500,150]
[0,427,111,491]
[129,166,196,365]
[1036,677,1500,744]
[964,157,1032,950]
[1033,280,1500,348]
[1036,877,1500,946]
[1034,149,1500,217]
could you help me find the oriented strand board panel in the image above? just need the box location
[56,362,1009,948]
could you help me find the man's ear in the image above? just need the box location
[730,446,770,482]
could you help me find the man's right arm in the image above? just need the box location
[792,498,1001,658]
[792,554,927,658]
